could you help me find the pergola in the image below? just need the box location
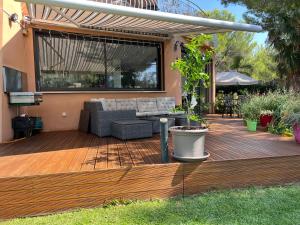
[17,0,263,38]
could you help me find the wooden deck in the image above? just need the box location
[0,115,299,177]
[0,115,299,218]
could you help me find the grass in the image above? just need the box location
[2,185,300,225]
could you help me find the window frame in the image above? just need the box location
[33,29,164,92]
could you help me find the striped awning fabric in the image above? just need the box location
[19,0,263,37]
[37,32,160,73]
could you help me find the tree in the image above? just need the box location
[204,9,257,74]
[221,0,300,90]
[171,35,214,128]
[248,46,277,82]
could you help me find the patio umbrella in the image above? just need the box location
[216,71,259,86]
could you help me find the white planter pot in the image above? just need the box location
[169,126,209,162]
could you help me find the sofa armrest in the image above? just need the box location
[84,101,104,112]
[90,110,136,137]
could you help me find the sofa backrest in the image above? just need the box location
[87,97,176,113]
[101,99,117,111]
[156,97,176,111]
[136,98,158,112]
[116,99,137,111]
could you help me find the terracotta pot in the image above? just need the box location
[293,123,300,144]
[260,115,273,127]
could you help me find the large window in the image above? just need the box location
[34,30,163,91]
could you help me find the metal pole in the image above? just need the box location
[160,118,169,163]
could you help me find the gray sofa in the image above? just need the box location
[87,97,184,117]
[84,97,184,137]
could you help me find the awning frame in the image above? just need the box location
[17,0,263,38]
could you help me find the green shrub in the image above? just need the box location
[241,95,262,121]
[241,90,300,135]
[281,100,300,127]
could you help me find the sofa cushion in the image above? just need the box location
[156,97,176,112]
[169,111,185,116]
[136,112,149,117]
[116,98,137,111]
[137,98,158,112]
[147,111,169,116]
[101,99,117,111]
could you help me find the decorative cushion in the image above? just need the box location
[156,97,176,112]
[137,98,158,112]
[101,99,117,111]
[116,98,137,111]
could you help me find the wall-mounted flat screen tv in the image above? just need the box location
[2,66,27,92]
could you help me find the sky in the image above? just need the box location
[193,0,268,45]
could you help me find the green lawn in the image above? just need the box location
[3,185,300,225]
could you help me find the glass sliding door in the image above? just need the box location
[34,30,163,91]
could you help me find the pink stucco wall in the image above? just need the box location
[0,1,183,142]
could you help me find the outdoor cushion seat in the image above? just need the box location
[136,112,150,117]
[147,111,170,116]
[136,111,170,117]
[169,111,185,116]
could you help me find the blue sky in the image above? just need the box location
[193,0,268,45]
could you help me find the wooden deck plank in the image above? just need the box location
[116,139,134,167]
[34,131,81,175]
[94,137,108,170]
[107,137,121,169]
[80,136,100,171]
[64,132,94,172]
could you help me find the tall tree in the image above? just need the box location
[204,9,257,74]
[248,46,277,82]
[221,0,300,90]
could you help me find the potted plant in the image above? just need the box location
[169,35,213,161]
[260,110,273,128]
[241,99,260,132]
[282,100,300,144]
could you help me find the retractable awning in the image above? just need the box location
[17,0,263,37]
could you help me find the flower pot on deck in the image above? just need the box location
[260,115,273,127]
[169,126,209,162]
[293,124,300,144]
[246,120,257,132]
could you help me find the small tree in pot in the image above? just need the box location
[170,35,214,161]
